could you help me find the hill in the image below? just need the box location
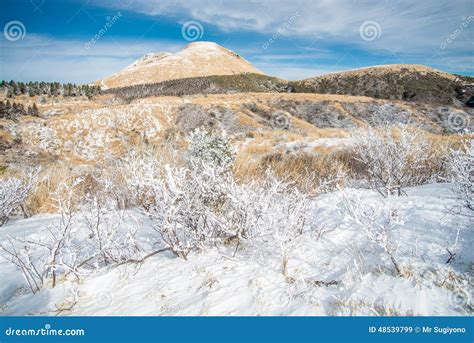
[97,42,264,89]
[302,64,473,106]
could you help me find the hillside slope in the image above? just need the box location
[302,64,473,106]
[105,73,300,101]
[1,93,471,169]
[97,42,264,89]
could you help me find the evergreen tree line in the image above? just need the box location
[0,100,39,119]
[1,80,101,98]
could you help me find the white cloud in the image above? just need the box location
[99,0,473,55]
[0,35,183,83]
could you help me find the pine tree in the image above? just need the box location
[30,103,39,116]
[12,83,20,96]
[19,82,27,95]
[0,101,6,118]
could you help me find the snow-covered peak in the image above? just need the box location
[183,41,221,50]
[97,42,263,88]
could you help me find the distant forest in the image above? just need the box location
[0,100,39,119]
[0,80,102,98]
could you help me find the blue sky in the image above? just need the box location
[1,0,473,83]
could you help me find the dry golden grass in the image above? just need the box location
[24,163,80,214]
[235,147,347,192]
[0,129,14,147]
[427,131,471,146]
[139,92,381,107]
[234,127,466,193]
[236,110,264,128]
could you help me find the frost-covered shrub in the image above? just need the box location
[288,101,356,128]
[365,103,412,127]
[117,149,162,211]
[175,104,213,132]
[0,168,39,226]
[122,143,312,268]
[351,125,437,196]
[186,128,235,170]
[124,153,228,259]
[1,180,79,292]
[338,192,405,275]
[1,177,140,293]
[223,173,312,276]
[122,129,311,266]
[81,176,140,266]
[446,139,473,212]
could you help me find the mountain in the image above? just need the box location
[102,57,473,107]
[96,40,472,107]
[301,64,473,106]
[97,42,264,89]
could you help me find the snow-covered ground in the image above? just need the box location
[0,183,472,316]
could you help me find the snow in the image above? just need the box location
[0,183,472,316]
